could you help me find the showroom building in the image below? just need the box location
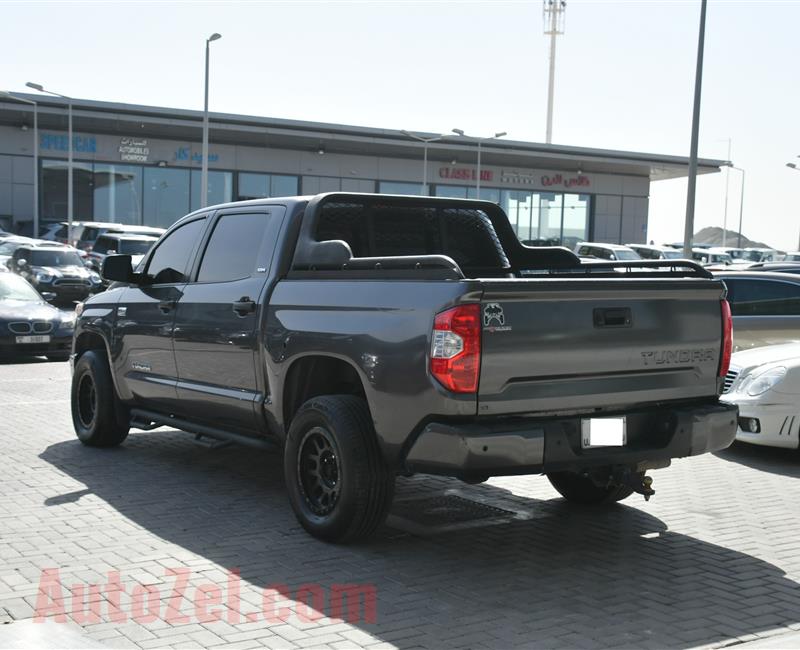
[0,93,724,248]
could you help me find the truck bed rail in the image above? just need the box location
[523,259,713,279]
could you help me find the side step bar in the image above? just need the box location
[129,408,278,450]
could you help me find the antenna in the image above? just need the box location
[543,0,566,144]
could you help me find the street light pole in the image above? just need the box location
[720,137,731,247]
[682,0,708,259]
[400,130,445,194]
[201,33,222,209]
[0,92,38,236]
[452,129,507,200]
[787,159,800,250]
[729,165,745,248]
[27,82,72,245]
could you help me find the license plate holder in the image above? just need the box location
[16,335,51,344]
[581,417,626,448]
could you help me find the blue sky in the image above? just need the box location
[2,0,798,248]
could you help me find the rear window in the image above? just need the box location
[724,278,800,316]
[93,237,111,254]
[314,202,509,272]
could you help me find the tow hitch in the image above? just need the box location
[613,468,655,501]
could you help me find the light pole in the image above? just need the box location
[451,129,507,199]
[0,92,37,236]
[27,82,72,245]
[201,33,222,209]
[400,130,445,195]
[682,0,708,259]
[719,137,731,247]
[729,165,745,248]
[788,159,800,250]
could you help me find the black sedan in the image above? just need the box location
[0,274,74,361]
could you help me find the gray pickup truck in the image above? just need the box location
[70,193,738,542]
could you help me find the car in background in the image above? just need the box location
[740,247,781,263]
[721,343,800,450]
[574,242,641,261]
[692,249,733,266]
[7,245,102,304]
[76,223,164,252]
[626,244,685,260]
[746,262,800,275]
[713,271,800,351]
[782,252,800,262]
[86,233,158,272]
[0,273,74,361]
[0,236,39,271]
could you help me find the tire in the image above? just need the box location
[284,395,394,543]
[71,350,130,447]
[547,469,635,505]
[47,352,71,362]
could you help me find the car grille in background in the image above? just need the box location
[723,366,741,393]
[8,321,54,335]
[53,278,90,287]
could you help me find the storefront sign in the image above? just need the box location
[118,137,150,163]
[500,169,591,188]
[174,147,219,164]
[40,133,97,153]
[439,167,493,182]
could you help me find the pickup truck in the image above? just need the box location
[70,193,738,543]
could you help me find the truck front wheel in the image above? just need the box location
[71,350,130,448]
[284,395,395,543]
[546,469,635,505]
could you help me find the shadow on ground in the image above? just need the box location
[715,440,800,478]
[40,431,800,649]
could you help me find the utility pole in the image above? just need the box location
[721,138,731,247]
[543,0,566,144]
[683,0,707,259]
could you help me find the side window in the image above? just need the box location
[197,212,270,283]
[93,238,109,254]
[578,246,590,256]
[146,218,206,284]
[727,279,800,316]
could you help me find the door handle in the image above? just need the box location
[158,299,177,314]
[232,296,256,316]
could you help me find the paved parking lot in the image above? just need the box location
[1,359,800,649]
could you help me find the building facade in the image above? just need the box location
[0,94,724,248]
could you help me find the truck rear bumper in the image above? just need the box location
[403,401,738,478]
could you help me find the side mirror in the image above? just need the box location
[102,254,135,283]
[17,259,27,268]
[41,291,57,302]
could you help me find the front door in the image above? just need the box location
[172,207,285,434]
[114,216,208,411]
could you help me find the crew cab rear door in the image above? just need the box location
[172,206,285,434]
[477,277,726,416]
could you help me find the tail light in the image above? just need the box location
[719,299,733,377]
[430,304,481,393]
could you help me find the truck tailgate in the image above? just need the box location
[477,278,726,415]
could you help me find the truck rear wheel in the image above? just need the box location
[284,395,394,543]
[546,469,635,505]
[71,350,130,448]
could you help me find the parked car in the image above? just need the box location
[721,343,800,450]
[574,242,641,261]
[740,248,780,263]
[72,193,737,543]
[747,262,800,275]
[713,271,800,351]
[86,233,159,272]
[709,247,748,263]
[7,245,102,303]
[626,244,685,260]
[76,223,164,252]
[0,273,74,360]
[693,249,733,266]
[781,252,800,262]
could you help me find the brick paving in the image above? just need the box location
[1,358,800,649]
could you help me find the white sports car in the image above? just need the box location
[722,343,800,449]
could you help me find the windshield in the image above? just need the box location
[0,242,22,256]
[742,250,765,262]
[712,254,733,264]
[0,274,42,302]
[728,249,746,259]
[119,240,154,256]
[662,250,684,259]
[615,250,640,261]
[26,250,84,267]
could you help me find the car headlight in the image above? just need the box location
[89,272,102,284]
[60,312,77,328]
[746,366,787,396]
[34,271,54,283]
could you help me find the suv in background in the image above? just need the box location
[77,223,164,252]
[8,245,102,303]
[87,233,159,273]
[574,243,641,261]
[693,249,733,266]
[627,244,685,260]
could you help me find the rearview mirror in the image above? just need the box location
[102,254,135,283]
